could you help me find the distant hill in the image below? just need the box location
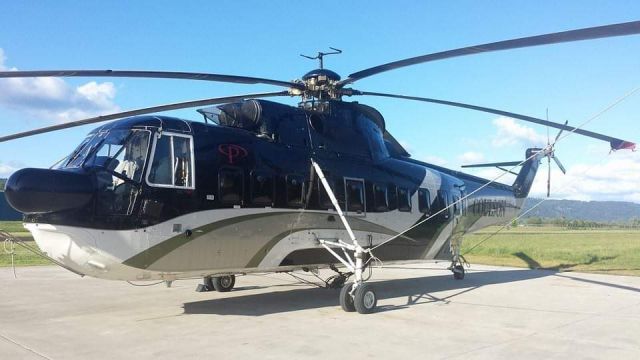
[521,198,640,223]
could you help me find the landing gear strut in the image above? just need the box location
[312,160,378,314]
[197,275,236,292]
[448,240,468,280]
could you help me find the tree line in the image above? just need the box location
[520,216,640,229]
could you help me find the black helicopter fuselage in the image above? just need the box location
[5,100,536,279]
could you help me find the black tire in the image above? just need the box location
[339,282,356,312]
[353,283,377,314]
[453,265,465,280]
[212,275,236,292]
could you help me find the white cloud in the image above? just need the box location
[463,167,516,186]
[415,154,448,166]
[458,151,485,164]
[399,139,448,166]
[528,152,640,202]
[460,149,640,203]
[0,48,120,123]
[0,161,24,178]
[491,116,547,148]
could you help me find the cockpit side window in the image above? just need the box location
[173,136,193,187]
[148,136,172,185]
[146,133,195,189]
[110,130,151,183]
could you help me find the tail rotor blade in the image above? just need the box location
[547,156,552,197]
[553,155,567,174]
[546,109,550,146]
[554,120,569,144]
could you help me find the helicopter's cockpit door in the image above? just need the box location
[146,132,195,189]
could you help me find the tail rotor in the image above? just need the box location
[544,118,569,197]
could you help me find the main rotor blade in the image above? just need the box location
[0,70,305,90]
[0,91,289,143]
[355,90,636,151]
[340,21,640,86]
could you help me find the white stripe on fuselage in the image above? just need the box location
[25,169,453,281]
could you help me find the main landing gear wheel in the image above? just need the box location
[452,265,465,280]
[353,283,377,314]
[340,282,356,312]
[212,275,236,292]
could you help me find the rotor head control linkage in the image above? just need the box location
[300,47,342,69]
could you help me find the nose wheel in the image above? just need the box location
[212,274,236,292]
[197,275,236,292]
[339,282,356,312]
[340,282,377,314]
[452,264,465,280]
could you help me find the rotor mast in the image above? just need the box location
[295,48,346,103]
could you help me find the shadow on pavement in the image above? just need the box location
[183,268,552,316]
[553,273,640,293]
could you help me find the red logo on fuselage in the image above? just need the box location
[218,144,248,164]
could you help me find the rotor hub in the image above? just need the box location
[292,68,343,101]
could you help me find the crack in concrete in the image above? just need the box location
[0,332,53,360]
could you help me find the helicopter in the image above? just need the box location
[1,21,638,314]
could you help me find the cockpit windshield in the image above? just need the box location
[59,129,151,183]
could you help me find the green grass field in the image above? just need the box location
[0,221,51,266]
[462,226,640,276]
[1,221,639,276]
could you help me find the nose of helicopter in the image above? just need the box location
[4,168,94,214]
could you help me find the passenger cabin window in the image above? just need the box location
[436,190,451,220]
[318,177,333,209]
[345,179,365,213]
[398,187,411,212]
[219,168,244,205]
[387,184,398,211]
[453,195,462,216]
[373,183,389,211]
[418,188,431,214]
[452,196,458,215]
[251,171,274,206]
[286,175,305,207]
[318,172,342,210]
[147,133,194,189]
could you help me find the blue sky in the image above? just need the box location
[1,1,639,202]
